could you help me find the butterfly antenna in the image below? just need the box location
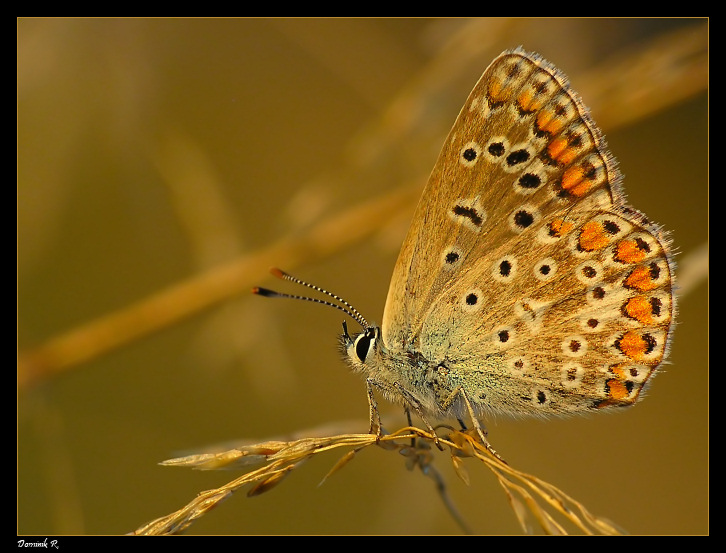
[252,267,371,329]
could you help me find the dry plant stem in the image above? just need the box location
[132,433,381,536]
[461,435,622,536]
[132,426,623,536]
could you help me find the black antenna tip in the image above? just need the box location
[252,287,278,297]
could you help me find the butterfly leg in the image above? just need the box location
[366,379,444,450]
[365,378,383,440]
[393,382,444,450]
[403,405,418,447]
[440,387,506,463]
[460,389,506,464]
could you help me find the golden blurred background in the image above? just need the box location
[18,18,708,535]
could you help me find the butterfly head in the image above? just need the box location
[340,320,382,373]
[253,268,383,376]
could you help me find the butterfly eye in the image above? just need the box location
[354,328,377,363]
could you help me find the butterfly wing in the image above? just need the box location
[380,49,675,415]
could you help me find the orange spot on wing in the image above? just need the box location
[617,331,649,360]
[605,379,630,401]
[518,88,544,113]
[549,218,574,237]
[623,296,654,324]
[518,90,534,111]
[537,110,564,135]
[578,221,610,251]
[624,265,658,291]
[488,79,504,102]
[616,239,648,263]
[547,137,568,160]
[560,165,595,196]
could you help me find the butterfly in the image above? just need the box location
[254,48,675,454]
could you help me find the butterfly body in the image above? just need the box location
[343,325,510,420]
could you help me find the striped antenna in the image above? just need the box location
[252,268,370,330]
